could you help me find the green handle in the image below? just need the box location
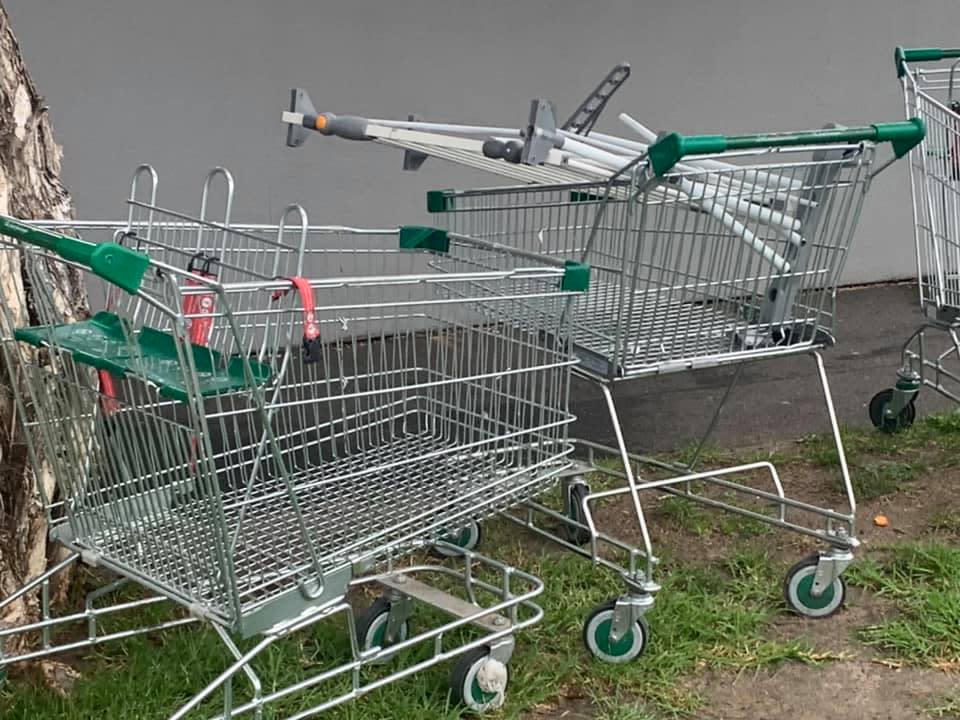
[0,216,150,294]
[895,46,960,77]
[648,118,926,176]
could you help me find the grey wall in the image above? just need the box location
[8,0,960,283]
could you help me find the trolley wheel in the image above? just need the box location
[563,481,592,546]
[449,646,510,713]
[582,599,649,663]
[783,554,846,618]
[355,596,409,661]
[432,521,482,558]
[869,388,916,434]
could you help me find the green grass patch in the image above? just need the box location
[851,460,922,501]
[927,694,960,718]
[590,695,660,720]
[657,496,773,540]
[847,543,960,668]
[793,430,924,501]
[670,442,792,472]
[928,509,960,537]
[658,497,712,537]
[798,413,960,472]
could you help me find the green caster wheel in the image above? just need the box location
[783,554,846,618]
[869,388,916,434]
[432,521,482,558]
[450,646,509,713]
[582,599,649,663]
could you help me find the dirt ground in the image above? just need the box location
[528,446,960,720]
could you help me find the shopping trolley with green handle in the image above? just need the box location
[0,166,589,717]
[290,101,923,659]
[868,47,960,432]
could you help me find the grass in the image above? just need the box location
[847,543,960,669]
[929,509,960,536]
[928,695,960,719]
[795,422,936,500]
[657,496,772,539]
[800,412,960,471]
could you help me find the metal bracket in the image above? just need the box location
[379,572,513,634]
[285,88,316,148]
[383,590,415,644]
[521,98,560,166]
[609,593,654,643]
[886,367,922,418]
[486,634,516,664]
[810,548,854,597]
[402,114,429,170]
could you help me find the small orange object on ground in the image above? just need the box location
[873,514,890,527]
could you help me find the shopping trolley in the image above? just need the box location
[288,99,923,659]
[0,166,588,717]
[869,47,960,432]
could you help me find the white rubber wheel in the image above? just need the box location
[582,599,648,664]
[783,555,846,618]
[450,647,509,713]
[356,597,409,663]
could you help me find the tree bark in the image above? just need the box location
[0,0,87,682]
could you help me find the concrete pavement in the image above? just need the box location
[571,283,957,453]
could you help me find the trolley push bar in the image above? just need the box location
[646,119,925,175]
[896,46,960,77]
[647,122,924,274]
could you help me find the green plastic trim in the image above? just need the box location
[399,226,450,253]
[15,311,272,402]
[0,216,149,293]
[895,376,922,392]
[426,190,455,213]
[648,118,927,176]
[90,243,150,294]
[895,46,960,77]
[561,260,590,291]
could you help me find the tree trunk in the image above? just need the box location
[0,0,88,684]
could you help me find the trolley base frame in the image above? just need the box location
[879,316,960,424]
[0,544,543,720]
[504,350,858,627]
